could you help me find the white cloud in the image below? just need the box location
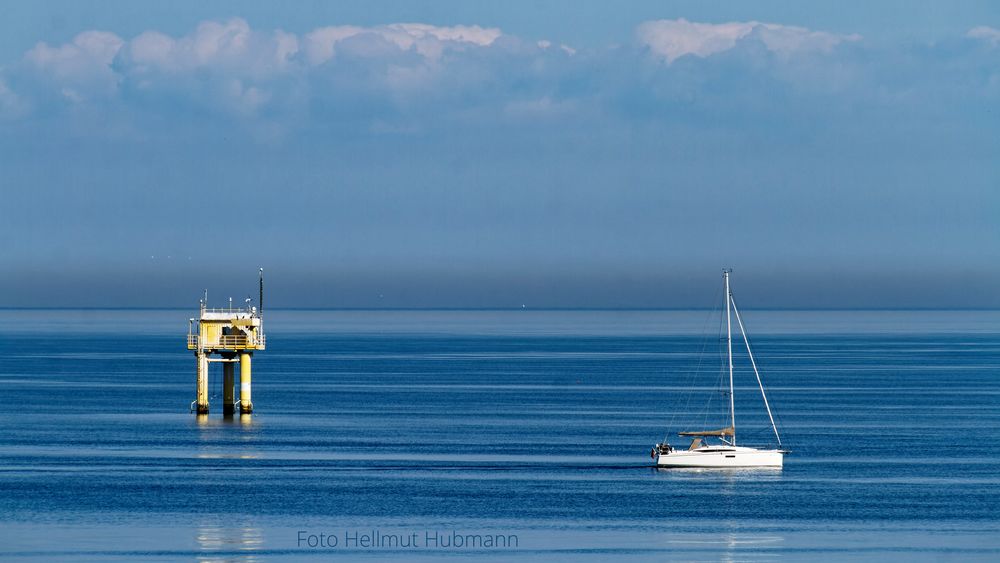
[13,18,514,116]
[24,30,125,99]
[751,23,859,55]
[121,18,298,76]
[303,23,501,64]
[385,23,500,48]
[968,26,1000,46]
[636,19,751,62]
[303,26,366,65]
[11,14,994,134]
[26,30,124,69]
[636,18,859,63]
[26,19,506,86]
[536,39,577,56]
[127,31,175,70]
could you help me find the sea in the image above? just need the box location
[1,309,999,561]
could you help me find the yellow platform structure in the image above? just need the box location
[187,270,266,415]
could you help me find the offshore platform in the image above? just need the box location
[187,269,266,415]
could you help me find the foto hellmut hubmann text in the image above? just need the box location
[297,529,519,549]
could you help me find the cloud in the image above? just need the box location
[9,18,519,120]
[119,18,503,72]
[121,19,299,76]
[302,25,366,65]
[23,30,124,101]
[4,17,869,118]
[26,30,124,69]
[2,16,996,137]
[636,18,860,63]
[967,26,1000,46]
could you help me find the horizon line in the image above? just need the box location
[2,306,1000,312]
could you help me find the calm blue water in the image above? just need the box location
[1,309,1000,561]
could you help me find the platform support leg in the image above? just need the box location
[196,353,209,414]
[223,360,236,416]
[239,353,253,414]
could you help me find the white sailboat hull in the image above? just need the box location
[656,447,784,468]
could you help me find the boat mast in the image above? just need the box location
[731,298,782,446]
[725,269,735,445]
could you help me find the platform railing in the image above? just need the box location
[200,307,257,315]
[187,334,266,350]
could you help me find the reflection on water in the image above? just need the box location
[195,413,254,427]
[196,523,264,563]
[653,467,785,481]
[667,532,785,563]
[193,412,260,459]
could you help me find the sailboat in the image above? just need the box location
[652,270,787,468]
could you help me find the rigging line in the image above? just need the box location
[665,326,712,438]
[692,296,727,433]
[732,324,790,442]
[759,374,788,445]
[695,317,727,433]
[751,362,789,446]
[730,293,782,446]
[711,299,728,429]
[707,368,726,429]
[697,299,727,432]
[665,283,723,442]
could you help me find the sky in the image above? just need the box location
[1,1,998,309]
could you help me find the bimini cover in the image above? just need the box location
[678,426,734,437]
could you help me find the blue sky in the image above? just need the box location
[1,2,998,308]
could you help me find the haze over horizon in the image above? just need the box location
[2,1,998,309]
